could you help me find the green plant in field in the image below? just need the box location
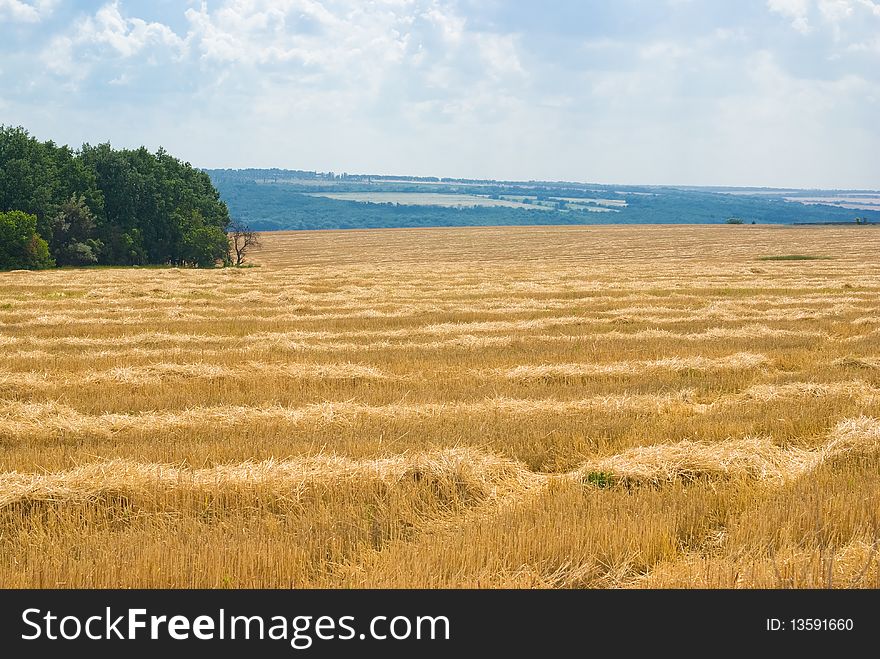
[756,254,832,261]
[585,471,616,488]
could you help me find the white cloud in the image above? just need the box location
[183,0,413,68]
[847,36,880,51]
[768,0,813,33]
[858,0,880,15]
[85,2,185,58]
[7,0,879,187]
[477,33,525,80]
[819,0,855,22]
[638,41,693,61]
[769,0,880,41]
[0,0,55,23]
[169,0,528,124]
[706,49,879,186]
[41,1,186,77]
[818,0,853,39]
[815,0,880,49]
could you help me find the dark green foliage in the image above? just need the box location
[179,210,231,267]
[0,126,104,243]
[0,127,59,221]
[0,126,230,269]
[48,195,103,265]
[0,210,54,270]
[78,143,230,266]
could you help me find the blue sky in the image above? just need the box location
[2,0,878,187]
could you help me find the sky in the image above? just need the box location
[1,0,878,188]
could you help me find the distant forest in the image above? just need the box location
[208,170,880,232]
[0,126,230,270]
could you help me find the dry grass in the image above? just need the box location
[498,352,770,381]
[2,224,880,587]
[576,416,880,486]
[0,448,533,510]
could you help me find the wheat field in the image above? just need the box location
[2,225,880,588]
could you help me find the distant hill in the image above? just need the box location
[204,170,880,231]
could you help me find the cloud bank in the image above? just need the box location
[1,0,878,187]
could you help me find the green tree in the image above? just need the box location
[0,210,54,270]
[0,127,103,233]
[80,142,231,265]
[2,126,232,268]
[48,195,104,266]
[179,210,230,267]
[0,126,56,222]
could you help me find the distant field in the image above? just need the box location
[555,196,628,207]
[498,195,622,212]
[787,196,880,212]
[2,225,880,588]
[304,191,625,214]
[305,191,553,210]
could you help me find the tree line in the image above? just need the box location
[0,126,258,270]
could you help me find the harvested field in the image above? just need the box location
[1,224,880,587]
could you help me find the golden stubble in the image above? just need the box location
[1,224,879,587]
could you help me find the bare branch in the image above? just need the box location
[228,221,262,266]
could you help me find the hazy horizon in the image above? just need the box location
[204,167,880,193]
[3,1,879,189]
